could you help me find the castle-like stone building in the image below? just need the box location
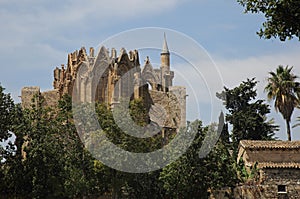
[21,35,186,131]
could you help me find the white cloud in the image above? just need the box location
[195,50,300,139]
[170,48,300,139]
[216,50,300,140]
[215,50,300,98]
[0,0,191,75]
[0,0,188,58]
[0,0,188,102]
[0,0,185,34]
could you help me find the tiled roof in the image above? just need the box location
[239,140,300,150]
[259,162,300,169]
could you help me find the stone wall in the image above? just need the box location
[21,87,60,109]
[41,89,60,108]
[233,169,300,199]
[209,187,233,199]
[261,168,300,198]
[169,86,186,127]
[149,90,182,129]
[233,184,268,199]
[21,86,40,109]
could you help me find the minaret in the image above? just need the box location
[160,33,173,92]
[161,33,170,70]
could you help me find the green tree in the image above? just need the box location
[217,78,277,153]
[22,102,69,198]
[237,0,300,41]
[1,103,31,198]
[159,120,237,199]
[265,65,300,141]
[56,95,101,198]
[80,98,165,198]
[293,106,300,128]
[0,85,15,161]
[0,85,29,198]
[9,95,102,198]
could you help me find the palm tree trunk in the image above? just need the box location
[286,120,291,141]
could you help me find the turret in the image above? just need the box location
[160,33,170,70]
[160,33,173,92]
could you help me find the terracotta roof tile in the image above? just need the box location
[259,162,300,169]
[239,140,300,149]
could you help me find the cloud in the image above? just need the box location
[0,0,188,102]
[173,49,300,139]
[0,0,188,63]
[172,46,300,106]
[215,50,300,98]
[215,50,300,140]
[0,0,185,35]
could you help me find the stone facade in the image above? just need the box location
[21,35,186,130]
[235,140,300,199]
[21,86,40,108]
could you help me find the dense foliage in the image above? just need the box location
[0,85,15,162]
[217,78,277,154]
[0,80,281,198]
[0,93,166,198]
[159,121,237,198]
[238,0,300,41]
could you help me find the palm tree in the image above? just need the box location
[265,65,300,141]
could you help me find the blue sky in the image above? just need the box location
[1,0,300,140]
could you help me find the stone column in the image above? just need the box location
[134,73,141,99]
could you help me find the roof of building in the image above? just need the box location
[239,140,300,150]
[238,140,300,169]
[259,162,300,169]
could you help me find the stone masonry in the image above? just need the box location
[21,35,187,131]
[235,140,300,199]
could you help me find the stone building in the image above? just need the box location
[21,35,186,131]
[235,140,300,199]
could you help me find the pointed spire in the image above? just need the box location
[162,33,169,54]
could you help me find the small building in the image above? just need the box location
[236,140,300,199]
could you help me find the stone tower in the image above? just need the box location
[161,33,170,70]
[160,33,174,92]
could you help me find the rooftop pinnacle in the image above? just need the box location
[162,33,169,54]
